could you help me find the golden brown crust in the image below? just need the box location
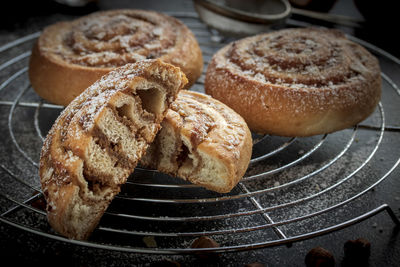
[205,27,382,136]
[39,60,187,240]
[29,9,202,106]
[140,90,252,193]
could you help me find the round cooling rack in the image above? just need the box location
[0,13,399,254]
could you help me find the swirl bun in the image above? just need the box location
[39,60,187,240]
[140,90,252,193]
[205,27,381,136]
[29,9,202,106]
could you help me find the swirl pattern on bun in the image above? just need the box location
[29,9,202,106]
[205,27,381,136]
[141,90,252,193]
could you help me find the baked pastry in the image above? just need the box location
[39,59,187,240]
[205,27,381,136]
[140,90,252,193]
[29,9,202,106]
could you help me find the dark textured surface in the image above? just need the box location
[1,0,399,266]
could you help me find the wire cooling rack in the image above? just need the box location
[0,13,399,254]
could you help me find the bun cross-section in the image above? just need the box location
[39,59,187,240]
[141,90,252,193]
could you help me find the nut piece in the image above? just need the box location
[143,236,157,248]
[305,247,335,267]
[191,236,220,260]
[343,238,371,265]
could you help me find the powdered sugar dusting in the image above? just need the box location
[41,10,191,68]
[206,27,381,135]
[38,59,187,239]
[174,91,250,160]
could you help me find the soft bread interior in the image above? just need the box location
[140,90,252,194]
[51,83,169,240]
[141,123,231,192]
[72,82,167,188]
[40,61,188,240]
[178,136,230,191]
[194,150,230,190]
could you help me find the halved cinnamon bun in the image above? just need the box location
[39,60,187,240]
[140,90,252,193]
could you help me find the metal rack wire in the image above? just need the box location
[0,13,399,254]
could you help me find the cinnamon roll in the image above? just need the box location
[205,27,381,136]
[29,9,202,106]
[140,90,252,193]
[39,60,187,240]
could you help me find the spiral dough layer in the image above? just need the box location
[205,27,381,136]
[29,9,203,106]
[39,60,187,239]
[140,90,252,193]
